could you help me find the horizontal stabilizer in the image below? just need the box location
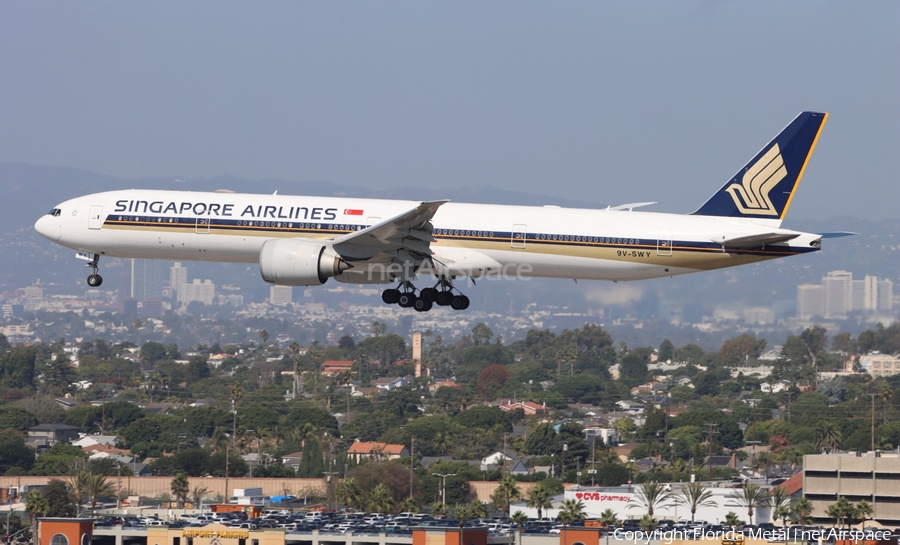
[607,202,657,211]
[711,232,800,248]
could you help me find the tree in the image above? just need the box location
[491,474,521,516]
[791,498,813,530]
[171,472,190,508]
[524,423,558,456]
[856,499,873,529]
[599,508,620,527]
[558,498,587,543]
[770,486,791,526]
[190,485,210,509]
[825,497,855,529]
[511,510,528,545]
[731,483,770,525]
[140,341,167,365]
[638,514,657,533]
[41,479,76,518]
[366,483,394,513]
[630,481,675,517]
[25,490,48,545]
[72,471,115,517]
[526,483,553,519]
[658,340,675,363]
[472,323,494,345]
[724,511,742,528]
[335,477,364,511]
[814,421,843,453]
[676,482,716,523]
[477,364,509,400]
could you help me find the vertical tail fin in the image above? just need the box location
[692,111,828,223]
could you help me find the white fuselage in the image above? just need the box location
[34,189,821,284]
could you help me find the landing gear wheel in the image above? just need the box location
[398,292,417,308]
[87,274,103,287]
[413,298,433,312]
[435,290,453,306]
[382,289,400,304]
[450,295,469,310]
[419,287,438,303]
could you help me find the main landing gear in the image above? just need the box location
[85,254,103,287]
[381,279,470,312]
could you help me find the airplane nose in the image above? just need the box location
[34,214,55,240]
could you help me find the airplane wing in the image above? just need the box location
[606,202,657,211]
[711,232,800,248]
[331,200,448,261]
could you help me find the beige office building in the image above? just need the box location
[804,452,900,524]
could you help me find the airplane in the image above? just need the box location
[35,111,843,312]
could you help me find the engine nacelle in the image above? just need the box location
[259,239,351,286]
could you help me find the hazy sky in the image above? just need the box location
[2,2,897,219]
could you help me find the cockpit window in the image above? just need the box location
[48,208,62,217]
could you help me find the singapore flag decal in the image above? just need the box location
[343,209,363,216]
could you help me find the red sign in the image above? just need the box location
[343,209,363,216]
[574,492,631,502]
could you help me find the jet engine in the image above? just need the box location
[259,239,351,286]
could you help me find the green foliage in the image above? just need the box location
[524,423,557,456]
[140,341,168,364]
[0,405,37,430]
[0,435,35,473]
[42,479,77,517]
[454,406,512,432]
[0,346,37,390]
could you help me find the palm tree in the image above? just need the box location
[790,498,813,531]
[856,500,873,529]
[825,497,855,529]
[491,474,522,516]
[72,471,115,517]
[511,510,528,545]
[25,490,49,545]
[599,508,620,528]
[631,481,675,517]
[170,472,190,508]
[467,500,488,519]
[335,477,363,511]
[814,421,843,453]
[676,482,716,523]
[399,496,419,514]
[731,483,770,525]
[526,483,553,519]
[638,514,657,533]
[366,483,394,513]
[724,511,742,528]
[770,486,791,527]
[190,485,210,509]
[558,499,587,545]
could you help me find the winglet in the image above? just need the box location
[692,112,828,223]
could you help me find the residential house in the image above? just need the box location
[73,435,119,449]
[321,360,354,376]
[347,440,408,462]
[281,451,304,471]
[372,375,414,392]
[499,401,549,416]
[615,400,645,415]
[27,424,79,446]
[429,380,462,393]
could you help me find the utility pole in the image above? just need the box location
[869,393,878,452]
[704,422,718,481]
[409,436,415,498]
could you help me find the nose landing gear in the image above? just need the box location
[85,254,103,287]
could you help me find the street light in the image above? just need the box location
[432,473,456,508]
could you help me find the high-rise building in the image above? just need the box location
[823,270,852,317]
[132,259,167,300]
[178,279,216,306]
[169,262,188,300]
[797,284,825,319]
[879,279,894,310]
[269,285,293,306]
[864,275,880,311]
